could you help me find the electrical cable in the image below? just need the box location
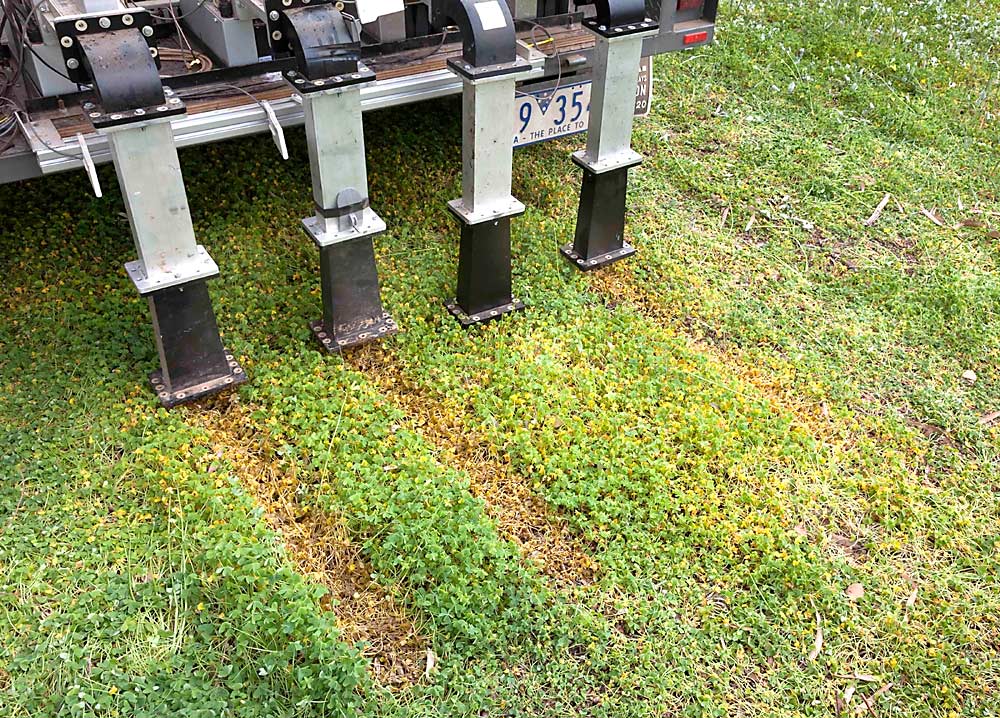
[0,95,80,158]
[143,0,211,22]
[177,80,270,113]
[407,25,453,62]
[514,20,562,100]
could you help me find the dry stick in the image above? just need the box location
[854,683,894,714]
[720,205,730,229]
[920,206,946,227]
[978,410,1000,427]
[865,193,892,226]
[807,611,823,661]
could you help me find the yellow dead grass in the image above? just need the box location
[190,396,428,688]
[346,345,597,589]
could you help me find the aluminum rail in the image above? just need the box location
[28,57,547,174]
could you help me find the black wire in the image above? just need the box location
[514,20,562,100]
[408,26,453,62]
[142,0,211,22]
[0,97,81,159]
[9,0,85,84]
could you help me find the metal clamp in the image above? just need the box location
[266,0,361,79]
[575,0,648,31]
[442,0,519,70]
[54,9,158,84]
[74,29,185,128]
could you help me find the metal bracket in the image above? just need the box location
[284,63,376,93]
[575,0,647,29]
[54,9,158,84]
[261,100,289,159]
[443,0,518,67]
[267,0,361,78]
[73,28,185,128]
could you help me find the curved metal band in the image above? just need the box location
[579,0,647,28]
[78,31,164,113]
[282,4,360,79]
[443,0,517,67]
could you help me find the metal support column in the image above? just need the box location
[561,8,657,271]
[441,0,531,325]
[104,118,246,406]
[445,69,531,325]
[67,22,245,406]
[297,74,398,350]
[272,0,398,351]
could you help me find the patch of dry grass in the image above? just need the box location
[346,345,597,589]
[190,396,428,688]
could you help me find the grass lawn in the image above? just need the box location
[2,0,999,715]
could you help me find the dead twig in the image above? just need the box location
[864,193,892,226]
[854,683,894,714]
[920,206,945,227]
[807,612,823,661]
[978,410,1000,427]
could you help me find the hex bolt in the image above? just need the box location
[168,97,181,104]
[66,58,79,69]
[268,10,279,19]
[89,111,101,118]
[74,19,87,31]
[122,13,133,25]
[141,25,153,37]
[134,108,145,115]
[59,36,73,47]
[99,17,111,28]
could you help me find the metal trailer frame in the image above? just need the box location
[0,0,716,406]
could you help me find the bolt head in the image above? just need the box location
[122,13,133,25]
[59,36,73,47]
[168,97,181,104]
[269,10,279,19]
[149,47,158,57]
[271,30,282,40]
[99,16,111,28]
[88,111,101,118]
[141,25,154,36]
[74,19,87,31]
[66,58,79,69]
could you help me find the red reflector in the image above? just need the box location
[677,0,701,9]
[683,31,708,45]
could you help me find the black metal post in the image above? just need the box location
[309,235,398,350]
[446,214,525,325]
[147,279,246,407]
